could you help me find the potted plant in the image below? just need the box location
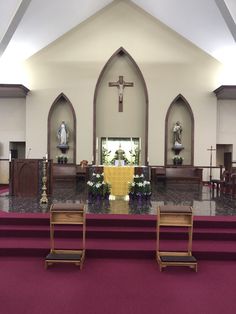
[87,172,111,201]
[56,156,63,164]
[128,174,151,201]
[63,156,68,164]
[172,155,184,165]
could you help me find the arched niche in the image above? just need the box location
[165,94,194,166]
[93,47,149,165]
[48,93,76,163]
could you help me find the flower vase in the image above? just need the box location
[96,194,102,202]
[137,194,143,203]
[104,193,110,200]
[129,193,135,201]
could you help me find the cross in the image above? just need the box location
[207,145,216,182]
[109,75,134,112]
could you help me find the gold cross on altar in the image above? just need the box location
[109,75,134,112]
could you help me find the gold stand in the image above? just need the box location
[45,203,86,269]
[156,205,197,272]
[40,157,48,204]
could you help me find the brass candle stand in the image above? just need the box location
[40,157,48,204]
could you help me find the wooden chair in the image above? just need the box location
[76,163,88,181]
[156,205,197,272]
[45,203,86,269]
[221,171,231,195]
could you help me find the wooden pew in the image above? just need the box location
[165,167,202,183]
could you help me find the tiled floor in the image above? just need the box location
[1,180,236,216]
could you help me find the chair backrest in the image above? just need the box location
[222,170,231,182]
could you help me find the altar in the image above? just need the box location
[104,166,134,196]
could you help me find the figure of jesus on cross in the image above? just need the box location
[109,75,134,112]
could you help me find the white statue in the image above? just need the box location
[57,121,69,145]
[173,121,182,146]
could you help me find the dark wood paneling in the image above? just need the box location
[10,159,52,197]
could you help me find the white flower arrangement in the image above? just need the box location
[87,172,111,199]
[128,174,151,198]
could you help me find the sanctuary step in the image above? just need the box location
[2,224,236,241]
[1,237,236,260]
[1,212,236,260]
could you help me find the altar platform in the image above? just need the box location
[1,181,236,216]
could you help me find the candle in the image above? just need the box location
[9,151,12,162]
[45,153,48,162]
[139,138,142,166]
[96,137,98,151]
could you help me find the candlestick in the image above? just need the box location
[40,157,48,204]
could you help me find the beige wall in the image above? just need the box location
[23,0,222,167]
[96,53,146,164]
[0,98,26,183]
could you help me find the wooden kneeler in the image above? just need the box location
[156,205,197,272]
[45,203,86,269]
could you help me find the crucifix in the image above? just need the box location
[207,145,216,182]
[109,75,134,112]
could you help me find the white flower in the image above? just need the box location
[87,181,93,186]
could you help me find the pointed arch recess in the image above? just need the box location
[48,93,76,163]
[165,94,194,166]
[93,47,149,164]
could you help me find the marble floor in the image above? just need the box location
[1,181,236,216]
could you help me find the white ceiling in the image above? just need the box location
[0,0,235,66]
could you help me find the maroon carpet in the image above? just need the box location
[0,257,236,314]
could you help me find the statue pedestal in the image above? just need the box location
[57,144,69,154]
[172,144,184,155]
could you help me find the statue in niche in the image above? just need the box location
[57,121,69,153]
[173,121,182,146]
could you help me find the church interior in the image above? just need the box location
[1,1,236,314]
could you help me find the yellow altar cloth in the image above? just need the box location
[104,166,134,196]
